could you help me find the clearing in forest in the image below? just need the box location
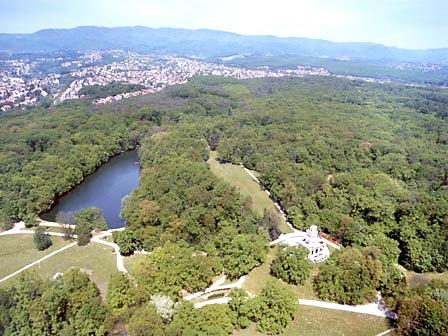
[208,151,293,234]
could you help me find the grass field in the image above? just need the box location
[124,253,147,275]
[233,306,395,336]
[208,151,292,234]
[27,242,118,295]
[0,234,69,279]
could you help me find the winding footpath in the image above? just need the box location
[92,230,127,273]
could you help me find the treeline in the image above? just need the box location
[79,82,146,99]
[216,77,448,273]
[0,269,297,335]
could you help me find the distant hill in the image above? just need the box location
[1,26,448,63]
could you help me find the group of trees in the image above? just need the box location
[114,122,269,280]
[395,281,448,335]
[74,207,107,245]
[33,226,52,250]
[105,274,296,335]
[0,270,107,335]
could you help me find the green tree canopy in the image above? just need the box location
[33,226,53,251]
[271,246,312,285]
[314,247,383,305]
[250,279,297,334]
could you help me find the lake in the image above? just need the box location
[41,150,140,229]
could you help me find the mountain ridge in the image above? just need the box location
[1,25,447,63]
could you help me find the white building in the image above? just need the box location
[271,225,331,263]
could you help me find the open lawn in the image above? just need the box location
[28,242,118,295]
[208,151,292,234]
[0,234,69,279]
[124,253,147,276]
[233,306,395,336]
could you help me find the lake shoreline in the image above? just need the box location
[40,146,140,229]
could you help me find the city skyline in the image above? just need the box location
[1,0,447,50]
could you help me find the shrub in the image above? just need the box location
[33,226,52,251]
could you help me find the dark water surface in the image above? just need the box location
[41,150,140,229]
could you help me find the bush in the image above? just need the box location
[75,208,107,231]
[0,213,14,231]
[106,273,136,316]
[167,301,233,335]
[75,221,92,246]
[33,226,52,251]
[396,282,448,336]
[128,303,165,336]
[23,214,38,228]
[113,230,140,256]
[228,289,252,329]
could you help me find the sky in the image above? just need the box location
[0,0,447,49]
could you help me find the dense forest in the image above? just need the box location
[215,77,448,273]
[0,75,448,335]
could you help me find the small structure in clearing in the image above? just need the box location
[271,225,331,263]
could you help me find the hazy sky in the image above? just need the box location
[1,0,447,49]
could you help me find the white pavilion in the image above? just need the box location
[271,225,331,263]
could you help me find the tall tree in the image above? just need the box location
[271,246,311,285]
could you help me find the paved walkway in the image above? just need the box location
[0,221,25,236]
[185,275,246,301]
[299,299,397,319]
[194,297,229,308]
[37,218,76,230]
[193,294,396,319]
[92,232,128,273]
